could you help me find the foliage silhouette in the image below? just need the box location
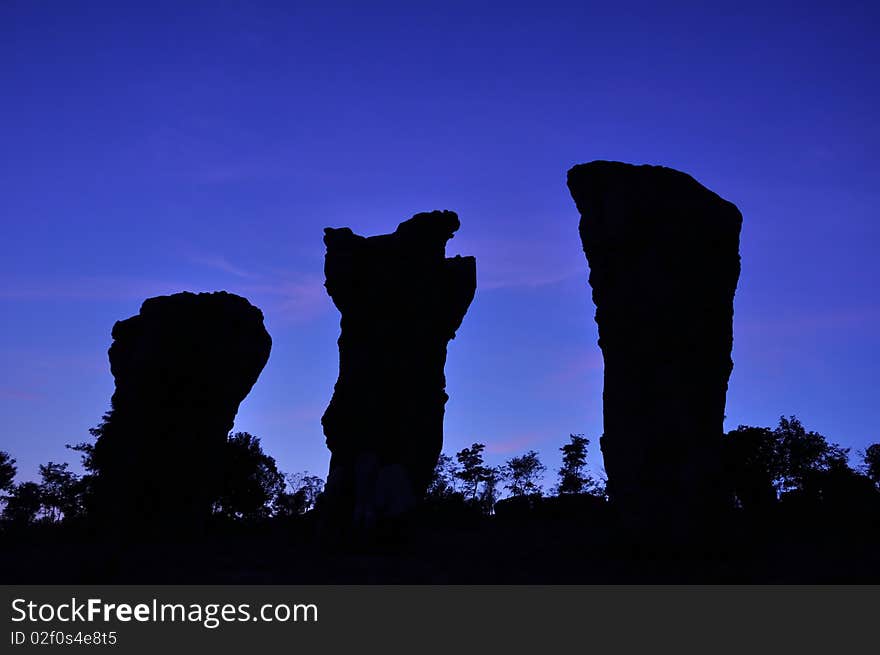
[37,462,81,523]
[0,451,16,495]
[555,434,598,496]
[477,466,502,515]
[3,482,42,526]
[722,425,780,510]
[426,454,459,500]
[502,450,546,498]
[864,444,880,488]
[213,432,286,521]
[455,443,490,500]
[1,417,879,583]
[281,472,325,516]
[723,415,869,513]
[793,459,878,514]
[774,415,849,495]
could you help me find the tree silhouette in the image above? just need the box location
[724,417,856,507]
[0,451,16,495]
[65,428,103,519]
[64,411,107,482]
[774,416,849,495]
[214,432,286,521]
[282,472,325,515]
[478,466,502,514]
[455,443,489,500]
[3,482,42,526]
[38,462,81,523]
[862,444,880,489]
[426,453,457,500]
[503,450,546,497]
[67,440,96,472]
[723,425,781,509]
[554,434,596,495]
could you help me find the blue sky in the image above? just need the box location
[2,1,878,486]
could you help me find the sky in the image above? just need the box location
[2,1,878,487]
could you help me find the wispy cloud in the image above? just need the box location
[0,276,193,302]
[455,233,585,291]
[238,274,331,324]
[486,432,547,455]
[1,259,331,325]
[188,253,259,279]
[541,349,604,387]
[0,388,44,402]
[480,267,582,291]
[135,121,303,187]
[182,249,330,323]
[737,306,880,335]
[258,402,326,428]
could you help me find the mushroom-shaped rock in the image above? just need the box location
[91,291,271,536]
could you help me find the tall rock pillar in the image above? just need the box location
[320,210,476,535]
[567,161,742,524]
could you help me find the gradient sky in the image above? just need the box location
[2,2,878,487]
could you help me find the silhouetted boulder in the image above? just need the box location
[319,210,476,538]
[567,161,742,526]
[782,465,880,530]
[91,291,271,536]
[493,494,608,524]
[537,493,608,522]
[493,495,542,522]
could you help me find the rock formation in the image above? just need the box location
[320,210,476,536]
[567,161,742,524]
[91,291,271,535]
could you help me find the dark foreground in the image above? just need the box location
[2,505,879,584]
